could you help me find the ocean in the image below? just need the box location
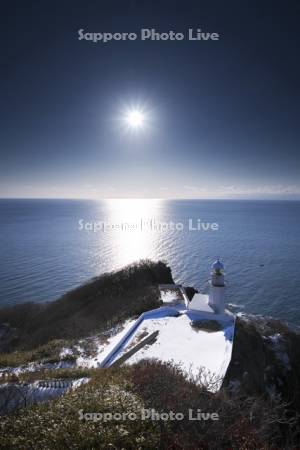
[0,199,300,325]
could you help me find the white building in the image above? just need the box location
[97,258,235,392]
[188,259,227,316]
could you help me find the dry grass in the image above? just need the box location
[0,260,172,354]
[1,361,298,449]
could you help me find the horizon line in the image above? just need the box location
[0,197,300,202]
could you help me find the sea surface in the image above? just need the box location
[0,199,300,325]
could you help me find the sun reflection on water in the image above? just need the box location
[102,199,165,268]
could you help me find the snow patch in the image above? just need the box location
[59,347,74,358]
[77,319,137,368]
[0,377,90,414]
[0,359,76,378]
[98,307,235,391]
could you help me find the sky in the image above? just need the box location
[0,0,300,199]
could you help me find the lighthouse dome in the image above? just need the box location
[212,259,224,271]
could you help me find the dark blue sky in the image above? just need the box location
[1,0,300,198]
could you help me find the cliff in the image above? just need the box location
[0,261,300,448]
[224,314,300,411]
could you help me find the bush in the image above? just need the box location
[0,361,298,449]
[0,260,173,353]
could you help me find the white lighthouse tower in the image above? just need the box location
[208,259,225,314]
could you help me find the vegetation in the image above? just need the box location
[0,260,172,359]
[11,367,93,384]
[1,260,300,447]
[0,360,299,449]
[0,339,77,368]
[191,319,223,332]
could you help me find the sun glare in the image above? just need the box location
[125,109,145,129]
[117,101,153,135]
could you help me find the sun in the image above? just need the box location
[125,109,145,129]
[117,101,152,134]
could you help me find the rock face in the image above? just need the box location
[223,315,300,410]
[184,286,198,301]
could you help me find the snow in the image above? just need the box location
[188,293,214,313]
[59,347,74,358]
[0,359,75,377]
[159,284,189,307]
[0,378,90,413]
[159,285,185,304]
[0,299,235,397]
[77,319,137,368]
[100,307,235,391]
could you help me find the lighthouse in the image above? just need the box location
[208,259,225,314]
